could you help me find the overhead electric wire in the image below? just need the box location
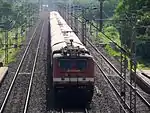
[67,6,150,109]
[58,3,150,111]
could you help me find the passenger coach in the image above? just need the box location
[49,11,95,104]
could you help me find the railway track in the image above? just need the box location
[63,13,121,112]
[0,19,45,113]
[86,38,150,112]
[70,15,150,112]
[51,108,89,113]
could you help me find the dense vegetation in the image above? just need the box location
[70,0,150,68]
[0,0,39,64]
[115,0,150,62]
[0,0,39,31]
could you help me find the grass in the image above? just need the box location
[105,44,120,57]
[89,23,150,70]
[137,59,150,70]
[0,28,25,66]
[95,25,121,59]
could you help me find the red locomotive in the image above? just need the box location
[49,11,95,105]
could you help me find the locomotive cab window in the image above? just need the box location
[58,59,87,71]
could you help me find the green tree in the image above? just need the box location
[115,0,150,59]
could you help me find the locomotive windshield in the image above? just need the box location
[59,59,87,71]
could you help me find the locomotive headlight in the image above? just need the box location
[64,50,67,55]
[82,77,86,80]
[61,77,65,80]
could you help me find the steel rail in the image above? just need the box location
[61,108,64,113]
[0,20,42,113]
[94,59,131,112]
[84,108,88,113]
[94,57,128,113]
[69,22,130,112]
[68,6,149,81]
[59,10,150,111]
[75,25,150,109]
[86,39,150,108]
[23,21,45,113]
[73,19,150,109]
[72,14,129,55]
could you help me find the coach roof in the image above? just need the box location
[50,11,88,54]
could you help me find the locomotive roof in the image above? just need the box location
[50,11,89,55]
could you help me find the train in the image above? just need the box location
[49,11,95,105]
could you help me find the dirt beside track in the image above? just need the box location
[87,43,150,113]
[0,20,41,107]
[27,12,49,113]
[0,12,47,113]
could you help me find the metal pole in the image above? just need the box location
[4,31,8,64]
[71,5,73,29]
[90,22,92,35]
[63,5,65,19]
[99,0,103,32]
[74,12,78,36]
[15,28,18,49]
[81,8,86,46]
[64,4,67,20]
[120,26,127,113]
[69,2,72,26]
[85,19,87,46]
[81,9,84,44]
[67,4,69,24]
[39,0,41,11]
[130,27,137,113]
[96,21,99,37]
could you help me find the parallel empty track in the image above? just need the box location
[0,20,45,113]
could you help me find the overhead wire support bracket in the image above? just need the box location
[129,28,137,113]
[68,2,150,110]
[120,26,128,113]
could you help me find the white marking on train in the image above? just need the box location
[53,77,94,82]
[61,108,64,113]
